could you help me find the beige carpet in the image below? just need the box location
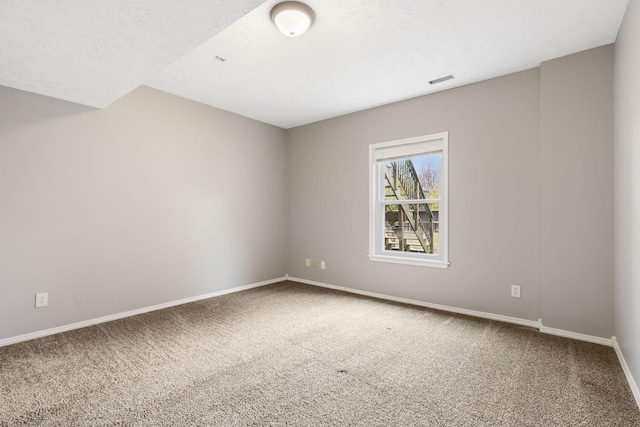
[1,280,639,426]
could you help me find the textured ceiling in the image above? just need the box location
[0,0,264,108]
[1,0,629,128]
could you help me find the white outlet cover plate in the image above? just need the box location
[511,285,521,298]
[35,293,48,308]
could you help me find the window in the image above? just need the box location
[369,132,449,268]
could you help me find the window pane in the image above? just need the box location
[428,202,440,254]
[383,203,438,255]
[413,153,441,198]
[384,181,399,201]
[384,153,440,202]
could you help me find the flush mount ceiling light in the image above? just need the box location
[270,1,315,37]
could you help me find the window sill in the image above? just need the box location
[367,254,450,269]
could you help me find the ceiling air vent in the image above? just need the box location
[429,75,454,85]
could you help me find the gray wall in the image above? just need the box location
[287,69,543,322]
[615,0,640,396]
[0,43,618,344]
[287,46,615,338]
[540,46,615,337]
[0,85,287,340]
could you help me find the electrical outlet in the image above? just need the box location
[320,261,326,269]
[35,293,48,308]
[511,285,521,298]
[305,258,310,267]
[313,260,317,268]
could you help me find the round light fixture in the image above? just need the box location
[270,1,314,37]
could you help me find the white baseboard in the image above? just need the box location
[538,322,612,347]
[288,277,616,348]
[612,337,640,410]
[287,276,540,329]
[0,276,286,348]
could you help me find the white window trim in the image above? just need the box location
[368,132,449,269]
